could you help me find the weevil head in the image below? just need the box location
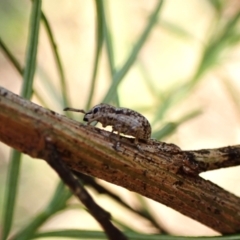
[83,103,108,122]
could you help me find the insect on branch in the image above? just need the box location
[1,86,240,234]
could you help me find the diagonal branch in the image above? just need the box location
[45,140,128,240]
[72,171,166,233]
[1,86,240,234]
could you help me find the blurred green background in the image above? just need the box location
[1,0,240,239]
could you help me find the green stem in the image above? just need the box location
[1,1,42,239]
[41,12,70,108]
[85,0,104,110]
[102,0,164,103]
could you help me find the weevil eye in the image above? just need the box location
[93,107,99,114]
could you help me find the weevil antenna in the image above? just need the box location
[63,107,86,114]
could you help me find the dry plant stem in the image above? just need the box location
[1,86,240,234]
[183,148,240,174]
[45,141,128,240]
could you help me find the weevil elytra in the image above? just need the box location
[64,103,151,144]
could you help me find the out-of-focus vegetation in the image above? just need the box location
[1,0,240,239]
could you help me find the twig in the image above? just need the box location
[44,138,128,240]
[183,147,240,174]
[73,171,166,233]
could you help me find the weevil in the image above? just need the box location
[64,103,151,145]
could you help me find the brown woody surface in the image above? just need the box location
[0,86,240,234]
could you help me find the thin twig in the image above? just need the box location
[183,146,240,174]
[44,138,128,240]
[73,171,166,233]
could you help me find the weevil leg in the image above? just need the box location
[112,140,121,152]
[85,121,95,130]
[137,145,144,153]
[109,129,122,151]
[134,138,144,153]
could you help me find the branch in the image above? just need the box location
[1,86,240,234]
[183,147,240,174]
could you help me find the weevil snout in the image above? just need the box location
[83,115,89,122]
